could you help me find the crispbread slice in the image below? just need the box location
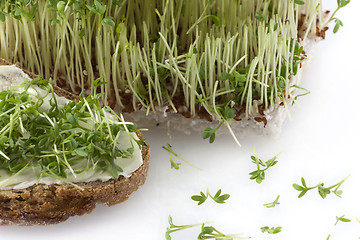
[0,59,150,225]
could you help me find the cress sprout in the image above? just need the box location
[0,0,327,144]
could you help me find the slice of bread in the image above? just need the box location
[0,58,150,225]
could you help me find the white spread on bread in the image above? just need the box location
[0,65,143,189]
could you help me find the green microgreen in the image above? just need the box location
[165,216,204,240]
[327,234,331,240]
[263,195,280,208]
[0,78,142,188]
[292,175,350,199]
[327,0,351,33]
[0,0,323,147]
[202,126,219,144]
[165,216,248,240]
[255,12,266,22]
[291,85,311,105]
[197,224,244,240]
[202,106,236,143]
[333,18,343,34]
[334,215,351,226]
[162,144,201,170]
[294,0,305,5]
[249,150,282,184]
[260,226,282,234]
[191,189,230,205]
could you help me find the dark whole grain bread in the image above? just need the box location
[0,58,150,225]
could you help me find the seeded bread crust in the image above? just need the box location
[0,58,150,225]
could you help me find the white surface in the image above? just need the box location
[1,1,360,239]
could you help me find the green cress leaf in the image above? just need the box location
[94,0,106,15]
[209,131,216,143]
[333,18,343,33]
[338,0,351,8]
[251,155,266,167]
[255,12,265,22]
[57,1,66,12]
[209,15,220,27]
[112,0,122,7]
[201,106,237,145]
[191,192,207,205]
[66,112,77,125]
[79,28,86,37]
[261,226,282,234]
[298,190,308,198]
[62,123,73,130]
[202,127,216,143]
[333,189,343,198]
[223,106,236,120]
[169,154,181,170]
[294,0,305,5]
[213,193,230,204]
[220,72,234,81]
[73,147,88,157]
[318,184,331,199]
[126,123,138,132]
[165,230,172,240]
[92,77,107,88]
[101,16,115,27]
[292,184,304,191]
[234,72,247,85]
[301,177,307,187]
[335,215,351,225]
[202,127,212,139]
[198,225,215,239]
[0,11,8,22]
[201,225,215,235]
[214,189,221,198]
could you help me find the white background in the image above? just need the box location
[1,1,360,239]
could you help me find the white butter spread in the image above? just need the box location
[0,65,143,189]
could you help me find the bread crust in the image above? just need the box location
[0,58,150,225]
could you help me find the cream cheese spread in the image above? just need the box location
[0,65,143,189]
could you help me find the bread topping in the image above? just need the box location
[0,65,143,189]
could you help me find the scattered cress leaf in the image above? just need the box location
[162,144,201,170]
[261,226,282,234]
[191,189,230,205]
[166,216,248,240]
[335,215,351,225]
[293,175,350,199]
[263,195,280,208]
[249,150,282,184]
[327,0,351,33]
